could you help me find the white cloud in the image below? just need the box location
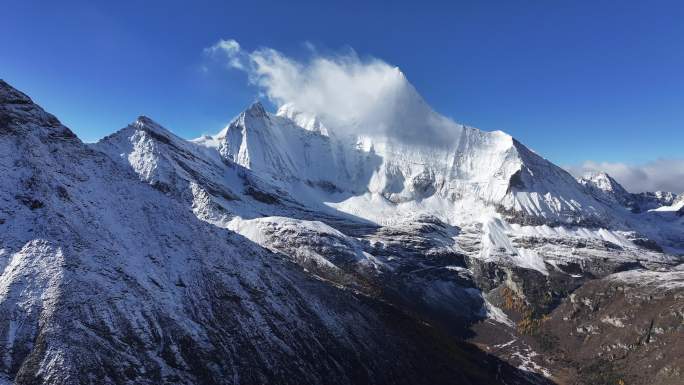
[204,39,244,69]
[566,159,684,193]
[203,38,461,145]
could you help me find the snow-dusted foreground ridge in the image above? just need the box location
[1,77,682,385]
[0,80,549,385]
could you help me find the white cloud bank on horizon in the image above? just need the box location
[203,38,461,145]
[566,159,684,193]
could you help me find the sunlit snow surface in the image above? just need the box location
[164,89,682,279]
[189,101,681,275]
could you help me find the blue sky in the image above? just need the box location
[3,0,683,170]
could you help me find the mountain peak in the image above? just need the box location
[0,79,33,105]
[134,115,165,130]
[579,171,628,194]
[0,79,75,139]
[135,115,156,124]
[244,101,267,118]
[393,66,406,79]
[130,115,179,140]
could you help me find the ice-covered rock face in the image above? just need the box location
[579,172,629,195]
[0,80,76,140]
[577,171,639,209]
[212,101,373,191]
[276,103,330,136]
[205,80,604,227]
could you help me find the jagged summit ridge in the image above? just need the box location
[244,100,267,117]
[579,171,629,194]
[199,97,607,227]
[134,114,163,129]
[579,170,680,214]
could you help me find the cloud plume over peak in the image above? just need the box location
[204,39,461,144]
[205,40,683,195]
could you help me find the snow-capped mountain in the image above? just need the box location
[187,70,683,270]
[1,77,682,385]
[657,194,684,215]
[578,172,634,206]
[195,76,610,230]
[0,80,545,385]
[579,171,679,213]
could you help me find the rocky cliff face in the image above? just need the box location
[530,269,684,385]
